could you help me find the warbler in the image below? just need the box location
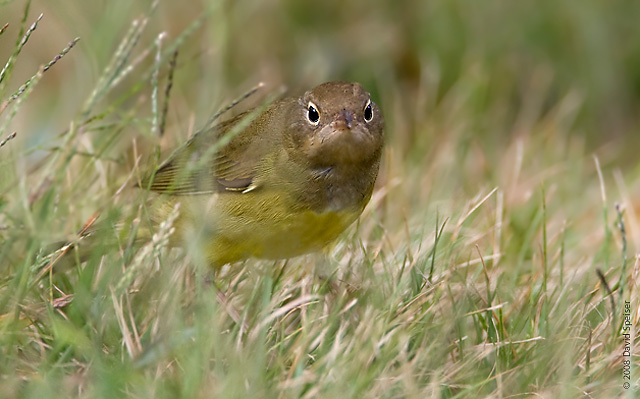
[143,81,384,266]
[60,81,383,269]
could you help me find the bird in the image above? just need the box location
[56,81,384,269]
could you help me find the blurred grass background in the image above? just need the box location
[1,0,639,397]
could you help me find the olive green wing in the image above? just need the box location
[141,111,267,195]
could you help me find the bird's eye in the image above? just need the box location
[307,102,320,126]
[364,99,373,122]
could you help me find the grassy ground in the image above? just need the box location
[1,0,639,398]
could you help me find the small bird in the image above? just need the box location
[144,81,384,267]
[49,81,383,271]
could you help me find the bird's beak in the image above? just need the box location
[334,109,355,130]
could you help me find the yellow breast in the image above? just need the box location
[162,191,363,267]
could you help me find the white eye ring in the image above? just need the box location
[307,101,320,126]
[363,99,373,122]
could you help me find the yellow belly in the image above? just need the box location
[157,191,363,267]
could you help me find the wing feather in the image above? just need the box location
[140,107,276,195]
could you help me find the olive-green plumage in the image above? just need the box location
[143,81,384,267]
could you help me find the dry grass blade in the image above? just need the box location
[114,203,179,295]
[81,14,151,117]
[42,37,80,72]
[1,37,80,116]
[0,10,42,88]
[205,81,266,128]
[0,131,16,148]
[151,32,166,136]
[159,50,178,137]
[0,67,42,132]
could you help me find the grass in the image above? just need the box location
[1,0,639,398]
